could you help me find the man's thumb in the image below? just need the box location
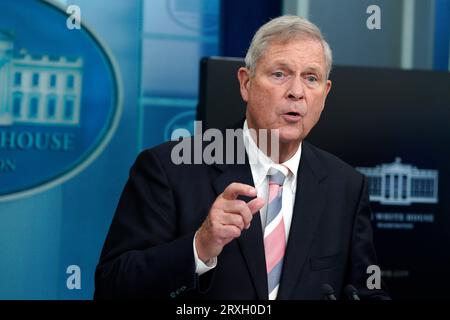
[247,197,266,214]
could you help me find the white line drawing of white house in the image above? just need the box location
[356,158,439,206]
[0,30,83,127]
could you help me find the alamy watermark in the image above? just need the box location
[66,5,81,30]
[367,265,381,290]
[366,5,381,30]
[66,264,81,290]
[170,121,280,165]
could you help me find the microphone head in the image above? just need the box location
[321,283,337,300]
[321,283,335,295]
[344,284,360,300]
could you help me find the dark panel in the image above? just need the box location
[197,57,450,299]
[219,0,282,57]
[197,57,245,130]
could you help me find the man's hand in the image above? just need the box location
[195,183,265,263]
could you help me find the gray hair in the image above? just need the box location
[244,15,333,79]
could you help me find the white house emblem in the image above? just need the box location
[0,0,122,201]
[356,158,438,206]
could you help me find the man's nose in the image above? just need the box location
[286,77,305,101]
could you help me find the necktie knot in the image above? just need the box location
[268,167,287,186]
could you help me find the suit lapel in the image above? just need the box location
[212,162,268,300]
[277,142,329,299]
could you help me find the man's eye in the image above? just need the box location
[306,75,318,83]
[273,71,284,78]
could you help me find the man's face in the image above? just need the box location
[238,37,332,146]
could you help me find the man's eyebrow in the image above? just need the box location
[302,66,324,76]
[269,61,324,75]
[269,61,293,69]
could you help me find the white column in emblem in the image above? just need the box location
[433,175,438,200]
[390,174,395,200]
[73,72,82,125]
[406,174,411,201]
[0,35,13,125]
[55,71,64,123]
[0,63,8,121]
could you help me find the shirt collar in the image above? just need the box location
[243,120,302,190]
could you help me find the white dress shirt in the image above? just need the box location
[243,121,301,238]
[193,121,302,291]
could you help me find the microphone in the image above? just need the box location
[344,284,361,300]
[321,283,337,300]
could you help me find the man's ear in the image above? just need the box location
[237,67,251,102]
[320,80,332,112]
[325,79,332,96]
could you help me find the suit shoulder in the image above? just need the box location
[133,137,208,174]
[138,140,179,160]
[128,140,181,177]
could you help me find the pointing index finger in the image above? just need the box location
[222,182,257,200]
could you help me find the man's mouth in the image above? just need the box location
[282,111,302,122]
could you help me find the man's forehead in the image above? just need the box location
[268,58,323,68]
[263,38,323,55]
[266,36,324,51]
[260,50,326,72]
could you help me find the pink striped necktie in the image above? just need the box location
[264,167,287,300]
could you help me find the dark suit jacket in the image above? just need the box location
[94,126,389,300]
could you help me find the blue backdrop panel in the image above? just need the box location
[0,0,220,299]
